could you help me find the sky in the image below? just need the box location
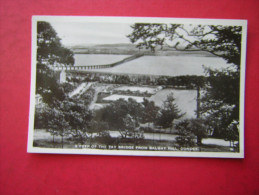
[48,21,133,47]
[43,19,217,48]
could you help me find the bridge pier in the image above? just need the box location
[59,70,66,83]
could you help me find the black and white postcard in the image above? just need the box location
[28,16,247,158]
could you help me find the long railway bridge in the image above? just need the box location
[49,53,144,71]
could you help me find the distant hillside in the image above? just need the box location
[69,43,215,57]
[70,43,140,55]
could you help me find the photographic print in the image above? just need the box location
[28,16,247,158]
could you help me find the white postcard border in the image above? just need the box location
[28,16,247,158]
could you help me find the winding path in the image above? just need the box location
[68,82,92,98]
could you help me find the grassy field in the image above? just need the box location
[85,84,197,119]
[149,89,197,119]
[91,84,196,119]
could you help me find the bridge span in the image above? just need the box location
[49,54,144,71]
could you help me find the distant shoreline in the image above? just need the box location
[73,50,215,57]
[69,43,216,57]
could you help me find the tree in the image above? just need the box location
[34,104,50,129]
[99,98,144,140]
[128,23,242,140]
[176,118,208,146]
[175,120,196,147]
[96,131,114,149]
[100,99,130,131]
[142,98,159,128]
[37,21,74,66]
[224,120,239,151]
[200,67,239,137]
[53,98,93,145]
[155,93,184,130]
[36,98,93,147]
[36,21,75,105]
[45,107,70,148]
[122,114,137,138]
[127,24,241,69]
[87,120,108,146]
[127,23,172,52]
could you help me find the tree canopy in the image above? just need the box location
[176,118,208,146]
[37,21,74,66]
[155,93,184,129]
[127,23,242,68]
[36,21,75,105]
[100,98,143,130]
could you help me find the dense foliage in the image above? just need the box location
[127,24,241,69]
[176,118,208,146]
[37,21,74,66]
[36,21,75,105]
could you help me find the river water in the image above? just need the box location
[74,54,234,76]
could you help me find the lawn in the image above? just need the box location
[149,89,197,119]
[103,94,145,103]
[92,85,197,119]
